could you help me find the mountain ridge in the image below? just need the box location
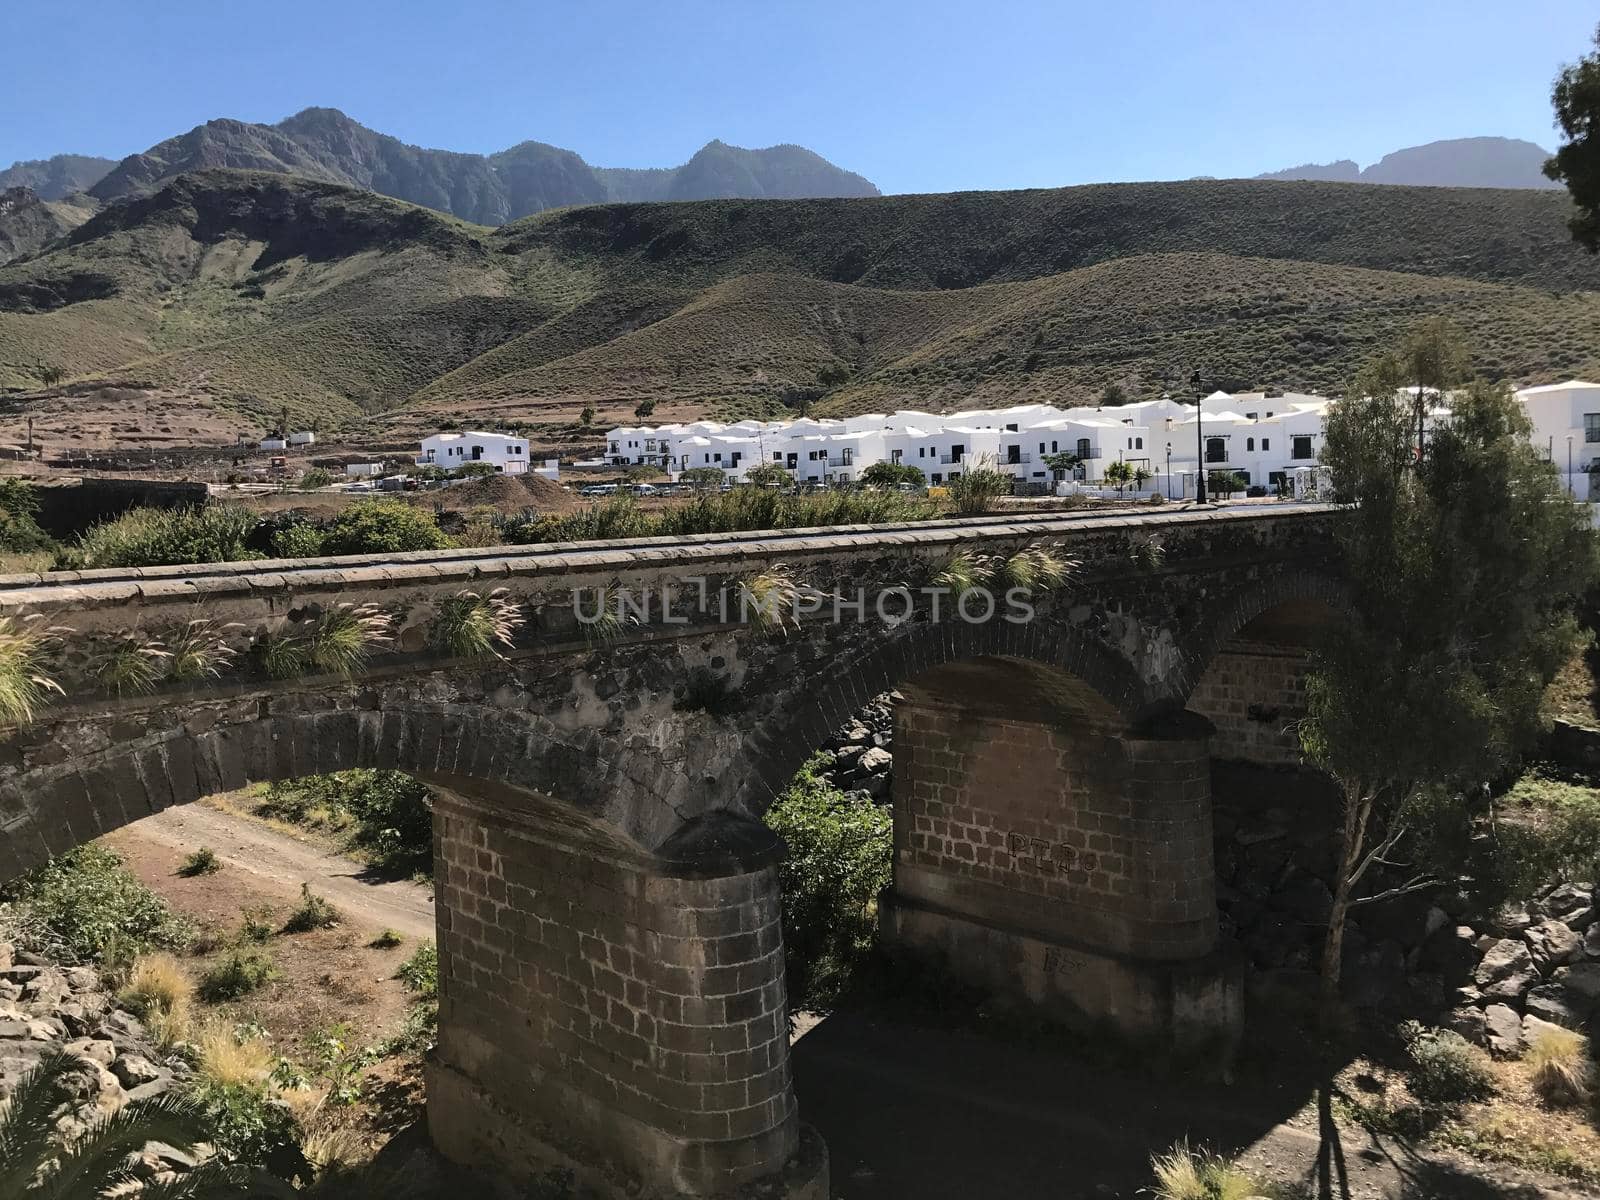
[76,107,879,224]
[1258,136,1558,189]
[1,168,1596,442]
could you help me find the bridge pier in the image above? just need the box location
[879,666,1242,1056]
[426,782,826,1198]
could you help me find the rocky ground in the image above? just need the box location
[0,939,197,1183]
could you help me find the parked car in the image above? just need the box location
[1245,485,1269,498]
[632,483,659,496]
[579,483,618,497]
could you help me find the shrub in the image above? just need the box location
[370,929,403,949]
[2,844,190,961]
[0,480,55,554]
[999,543,1075,593]
[396,941,438,998]
[0,615,62,727]
[297,468,335,490]
[119,953,194,1046]
[178,847,221,877]
[191,1075,304,1173]
[199,949,280,1001]
[764,753,892,1008]
[282,884,340,933]
[1149,1141,1260,1200]
[305,603,392,676]
[318,500,452,555]
[255,769,432,878]
[859,461,925,488]
[944,455,1012,514]
[66,504,259,568]
[1402,1021,1496,1104]
[270,522,325,558]
[933,550,998,597]
[1526,1026,1591,1106]
[238,905,276,943]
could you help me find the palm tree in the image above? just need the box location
[0,1049,244,1198]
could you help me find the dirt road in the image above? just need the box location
[105,803,436,941]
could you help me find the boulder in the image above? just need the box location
[1474,938,1537,1002]
[1553,962,1600,1007]
[1524,919,1583,974]
[1446,1005,1487,1045]
[0,943,12,971]
[856,747,892,776]
[1418,925,1479,980]
[1486,904,1534,936]
[1522,1013,1574,1049]
[110,1053,163,1090]
[1483,1003,1525,1057]
[1584,924,1600,959]
[1525,985,1586,1029]
[63,1038,116,1067]
[63,967,99,994]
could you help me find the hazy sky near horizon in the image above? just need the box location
[3,1,1595,193]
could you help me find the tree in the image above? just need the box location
[633,398,657,421]
[1401,318,1471,460]
[1131,465,1152,493]
[1206,469,1247,498]
[1102,459,1134,496]
[744,462,793,488]
[34,363,63,388]
[678,466,726,489]
[1302,352,1596,1022]
[1100,382,1128,407]
[624,464,664,483]
[1546,24,1600,252]
[859,461,925,488]
[579,404,596,427]
[1040,452,1079,479]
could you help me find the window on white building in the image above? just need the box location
[1246,437,1254,451]
[1262,438,1270,452]
[1205,437,1227,463]
[1586,414,1600,443]
[1291,435,1314,460]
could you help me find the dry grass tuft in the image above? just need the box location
[119,952,193,1046]
[1527,1027,1592,1107]
[196,1021,275,1088]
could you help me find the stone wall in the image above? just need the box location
[426,782,802,1197]
[1189,640,1309,767]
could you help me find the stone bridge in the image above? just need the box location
[0,504,1345,1198]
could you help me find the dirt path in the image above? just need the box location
[105,803,436,941]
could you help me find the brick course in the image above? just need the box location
[1189,639,1310,767]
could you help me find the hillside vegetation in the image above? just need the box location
[0,169,1597,437]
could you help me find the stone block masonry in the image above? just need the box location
[879,664,1240,1052]
[1189,639,1310,767]
[425,781,819,1198]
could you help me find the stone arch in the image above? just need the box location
[1176,568,1353,705]
[732,615,1148,816]
[0,700,684,885]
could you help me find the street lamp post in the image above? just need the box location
[1568,435,1575,497]
[1165,443,1172,500]
[1191,370,1207,504]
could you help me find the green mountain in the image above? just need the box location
[81,108,878,224]
[1,169,1596,438]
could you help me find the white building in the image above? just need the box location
[599,380,1600,502]
[418,431,531,474]
[1516,380,1600,501]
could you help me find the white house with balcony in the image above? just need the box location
[1517,380,1600,501]
[417,431,531,474]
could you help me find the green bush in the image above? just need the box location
[0,480,55,554]
[178,847,221,877]
[282,883,340,933]
[396,941,438,998]
[296,468,335,490]
[190,1077,304,1175]
[199,948,280,1001]
[1402,1021,1496,1104]
[859,461,926,488]
[257,769,432,877]
[317,499,452,555]
[269,522,325,558]
[764,753,892,1008]
[63,504,259,568]
[3,844,191,961]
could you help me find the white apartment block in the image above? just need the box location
[602,380,1600,499]
[417,431,531,475]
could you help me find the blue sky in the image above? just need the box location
[3,1,1595,194]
